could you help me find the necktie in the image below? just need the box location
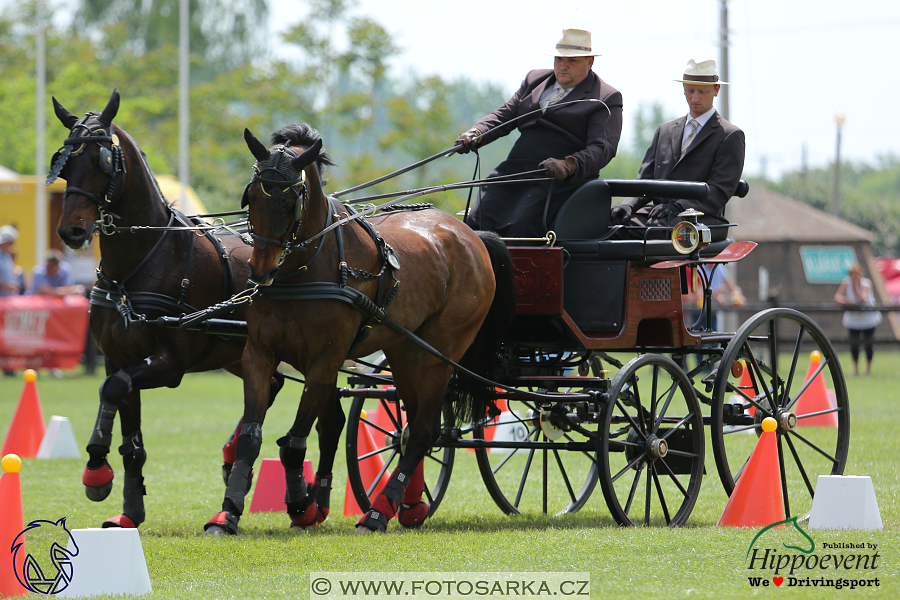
[681,119,700,157]
[541,87,566,113]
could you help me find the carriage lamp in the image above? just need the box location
[671,209,711,255]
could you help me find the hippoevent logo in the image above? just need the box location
[11,518,79,595]
[745,516,881,590]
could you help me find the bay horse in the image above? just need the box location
[50,90,343,529]
[204,124,515,534]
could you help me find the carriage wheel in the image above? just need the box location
[599,354,705,527]
[711,308,849,518]
[345,395,454,519]
[474,357,601,516]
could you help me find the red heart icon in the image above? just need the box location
[773,577,784,586]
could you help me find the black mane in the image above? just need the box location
[270,123,336,173]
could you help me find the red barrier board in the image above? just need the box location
[0,295,90,369]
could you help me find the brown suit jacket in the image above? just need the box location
[624,111,745,223]
[474,69,623,179]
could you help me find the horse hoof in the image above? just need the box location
[288,500,320,529]
[83,462,115,502]
[355,524,379,535]
[204,511,238,535]
[102,514,139,528]
[398,501,429,528]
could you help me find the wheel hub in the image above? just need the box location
[648,436,668,460]
[777,411,797,431]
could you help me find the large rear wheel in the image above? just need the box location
[710,308,850,518]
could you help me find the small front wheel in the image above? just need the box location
[599,354,705,526]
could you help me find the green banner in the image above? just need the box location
[799,246,858,284]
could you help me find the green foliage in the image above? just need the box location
[771,155,900,256]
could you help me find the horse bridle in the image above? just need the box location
[243,146,310,256]
[47,112,126,214]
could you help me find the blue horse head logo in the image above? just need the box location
[11,517,79,595]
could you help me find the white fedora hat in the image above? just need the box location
[547,29,599,57]
[673,59,728,85]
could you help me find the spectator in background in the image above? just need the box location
[0,225,21,296]
[29,250,85,297]
[834,264,881,376]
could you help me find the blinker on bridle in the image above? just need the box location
[47,111,126,207]
[245,146,310,251]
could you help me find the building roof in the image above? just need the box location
[728,185,874,243]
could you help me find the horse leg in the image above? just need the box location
[357,379,446,533]
[89,354,184,528]
[279,382,341,529]
[82,360,121,502]
[397,410,442,528]
[221,371,285,485]
[205,345,274,535]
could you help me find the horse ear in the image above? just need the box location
[291,138,323,172]
[52,97,79,130]
[244,128,270,161]
[99,88,120,127]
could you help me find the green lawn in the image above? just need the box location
[1,350,898,599]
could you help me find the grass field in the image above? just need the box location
[1,349,898,599]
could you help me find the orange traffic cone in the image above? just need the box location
[718,417,785,527]
[794,351,838,427]
[343,410,390,516]
[0,454,27,597]
[1,370,46,458]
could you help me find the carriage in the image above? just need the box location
[51,90,848,532]
[337,178,849,527]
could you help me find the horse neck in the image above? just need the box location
[96,127,178,278]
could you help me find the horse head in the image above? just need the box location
[12,517,79,594]
[50,88,130,249]
[241,124,333,284]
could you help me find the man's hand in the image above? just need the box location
[647,201,684,223]
[455,128,483,154]
[539,157,576,180]
[609,204,633,225]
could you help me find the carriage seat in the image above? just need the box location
[552,178,742,262]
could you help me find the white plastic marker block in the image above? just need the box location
[490,411,529,454]
[37,415,81,459]
[57,528,152,597]
[808,475,883,530]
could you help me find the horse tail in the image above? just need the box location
[451,231,517,425]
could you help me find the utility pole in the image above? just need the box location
[35,0,47,264]
[832,114,845,216]
[718,0,730,121]
[178,0,190,207]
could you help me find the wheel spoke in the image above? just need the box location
[380,399,403,431]
[615,400,649,442]
[656,457,689,496]
[653,379,679,431]
[745,344,779,413]
[552,449,577,503]
[513,447,537,509]
[780,325,806,407]
[783,433,816,498]
[357,443,396,462]
[778,434,791,518]
[491,426,539,476]
[644,462,652,526]
[365,449,397,496]
[768,318,779,400]
[623,465,643,517]
[652,464,672,525]
[785,357,830,412]
[784,429,841,464]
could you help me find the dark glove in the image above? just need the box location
[539,157,576,181]
[609,204,633,225]
[647,201,684,225]
[455,127,483,154]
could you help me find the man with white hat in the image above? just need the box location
[609,58,745,240]
[456,28,623,238]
